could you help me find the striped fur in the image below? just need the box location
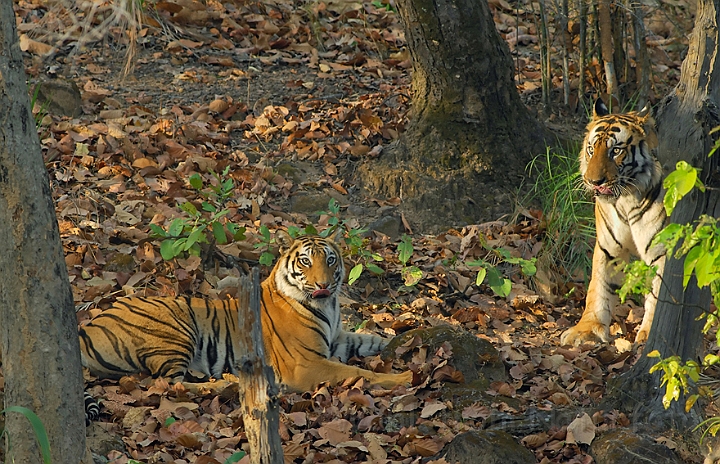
[79,232,412,392]
[560,99,666,346]
[84,391,100,425]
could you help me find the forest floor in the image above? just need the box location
[5,0,716,462]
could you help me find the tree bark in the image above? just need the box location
[236,269,283,464]
[0,1,87,461]
[358,0,547,234]
[604,0,720,431]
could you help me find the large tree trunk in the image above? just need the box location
[0,1,87,462]
[358,0,547,234]
[604,0,720,430]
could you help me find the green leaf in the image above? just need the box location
[189,173,203,190]
[475,267,487,286]
[683,245,703,287]
[398,234,413,265]
[188,242,202,257]
[202,201,216,213]
[180,201,199,216]
[695,250,720,287]
[259,252,275,266]
[305,224,319,235]
[160,240,180,260]
[686,394,699,413]
[185,225,207,249]
[287,225,301,238]
[168,218,186,237]
[366,263,385,275]
[149,223,168,237]
[491,278,512,298]
[348,263,363,285]
[704,353,720,366]
[663,161,703,215]
[1,406,52,464]
[259,225,271,242]
[164,417,176,427]
[402,266,423,286]
[233,228,247,241]
[224,451,247,464]
[520,259,537,276]
[212,221,228,245]
[328,198,339,214]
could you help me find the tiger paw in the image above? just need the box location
[560,321,609,346]
[374,370,413,389]
[634,328,649,344]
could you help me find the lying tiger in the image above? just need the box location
[79,231,412,392]
[560,99,666,346]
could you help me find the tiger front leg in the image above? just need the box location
[330,330,388,361]
[560,240,622,346]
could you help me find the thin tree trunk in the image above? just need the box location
[578,0,587,101]
[632,0,650,108]
[236,269,283,464]
[598,0,617,100]
[0,1,87,461]
[561,0,571,106]
[605,0,720,430]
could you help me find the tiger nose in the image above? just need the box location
[589,176,606,186]
[316,282,329,289]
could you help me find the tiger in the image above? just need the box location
[79,231,413,393]
[560,98,666,346]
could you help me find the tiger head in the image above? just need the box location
[273,231,345,306]
[580,99,660,199]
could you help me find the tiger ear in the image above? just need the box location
[275,230,294,253]
[327,227,343,244]
[637,103,653,122]
[593,98,609,118]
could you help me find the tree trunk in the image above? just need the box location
[604,0,720,431]
[236,269,283,464]
[358,0,547,234]
[0,1,87,462]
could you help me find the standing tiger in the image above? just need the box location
[560,99,666,346]
[79,231,412,392]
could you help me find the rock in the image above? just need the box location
[289,192,332,215]
[385,325,506,386]
[591,428,682,464]
[384,325,507,424]
[86,423,125,459]
[366,214,401,240]
[34,79,82,118]
[437,430,535,464]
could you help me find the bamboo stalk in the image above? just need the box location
[598,0,617,102]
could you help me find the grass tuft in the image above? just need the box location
[520,145,595,286]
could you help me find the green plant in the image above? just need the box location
[371,0,396,12]
[398,234,422,288]
[635,148,720,415]
[254,225,277,266]
[224,451,247,464]
[1,406,52,464]
[317,199,384,285]
[467,242,537,298]
[521,147,595,283]
[150,168,246,260]
[29,83,51,128]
